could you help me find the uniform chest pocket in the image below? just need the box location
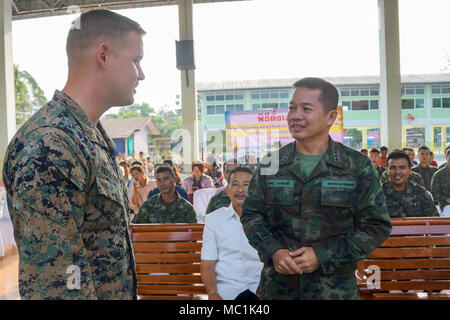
[95,174,124,206]
[321,180,356,208]
[265,179,294,205]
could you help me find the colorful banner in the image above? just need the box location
[225,107,344,159]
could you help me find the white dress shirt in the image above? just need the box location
[201,203,263,300]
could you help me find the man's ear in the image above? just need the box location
[96,42,109,67]
[326,109,338,126]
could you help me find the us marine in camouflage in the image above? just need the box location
[205,159,239,214]
[241,78,391,300]
[2,10,146,299]
[431,146,450,212]
[134,164,197,223]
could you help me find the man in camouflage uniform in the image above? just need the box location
[134,165,197,223]
[241,78,391,300]
[412,145,438,192]
[382,150,438,217]
[206,159,240,214]
[431,146,450,212]
[2,10,146,299]
[381,163,425,187]
[369,148,386,180]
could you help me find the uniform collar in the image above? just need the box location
[283,136,344,182]
[156,189,181,207]
[53,90,116,156]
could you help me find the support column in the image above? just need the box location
[0,0,15,176]
[178,0,199,172]
[378,0,402,150]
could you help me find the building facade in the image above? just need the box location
[197,74,450,155]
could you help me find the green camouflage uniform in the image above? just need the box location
[135,191,197,223]
[412,164,438,192]
[241,138,391,300]
[431,165,450,211]
[375,165,386,180]
[205,189,231,214]
[382,180,439,217]
[381,169,425,188]
[2,91,136,300]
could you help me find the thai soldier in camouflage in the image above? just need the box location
[134,165,197,223]
[206,159,240,214]
[382,150,439,217]
[369,148,386,180]
[2,10,146,300]
[412,146,438,191]
[431,146,450,212]
[381,167,425,187]
[241,78,391,300]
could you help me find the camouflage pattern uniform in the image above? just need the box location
[135,192,197,223]
[241,138,391,300]
[382,180,439,217]
[412,164,438,192]
[375,165,386,180]
[2,91,136,300]
[431,165,450,211]
[381,169,425,188]
[205,189,231,214]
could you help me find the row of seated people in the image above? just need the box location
[366,146,450,217]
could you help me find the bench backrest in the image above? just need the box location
[358,217,450,299]
[129,223,207,300]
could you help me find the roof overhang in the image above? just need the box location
[12,0,248,20]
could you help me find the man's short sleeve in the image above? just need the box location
[201,215,218,261]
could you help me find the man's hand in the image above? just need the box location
[208,292,223,300]
[289,247,320,274]
[271,249,303,275]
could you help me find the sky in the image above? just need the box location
[11,0,450,114]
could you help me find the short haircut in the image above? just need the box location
[380,146,388,152]
[227,166,253,182]
[387,150,412,168]
[66,9,146,65]
[403,147,414,153]
[163,159,174,168]
[130,165,144,174]
[192,161,205,173]
[131,161,143,166]
[155,164,174,177]
[293,77,338,112]
[119,160,130,167]
[445,146,450,155]
[360,149,368,153]
[369,148,380,154]
[418,145,430,153]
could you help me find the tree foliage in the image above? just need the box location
[110,102,182,138]
[14,65,47,124]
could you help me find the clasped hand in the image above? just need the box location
[271,247,320,275]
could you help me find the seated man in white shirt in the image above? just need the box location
[201,166,263,300]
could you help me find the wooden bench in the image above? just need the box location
[129,223,207,300]
[357,217,450,300]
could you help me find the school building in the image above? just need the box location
[197,74,450,154]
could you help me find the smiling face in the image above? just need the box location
[225,170,252,209]
[369,151,380,167]
[387,157,411,190]
[105,31,145,106]
[287,87,337,143]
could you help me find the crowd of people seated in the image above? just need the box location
[363,144,450,217]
